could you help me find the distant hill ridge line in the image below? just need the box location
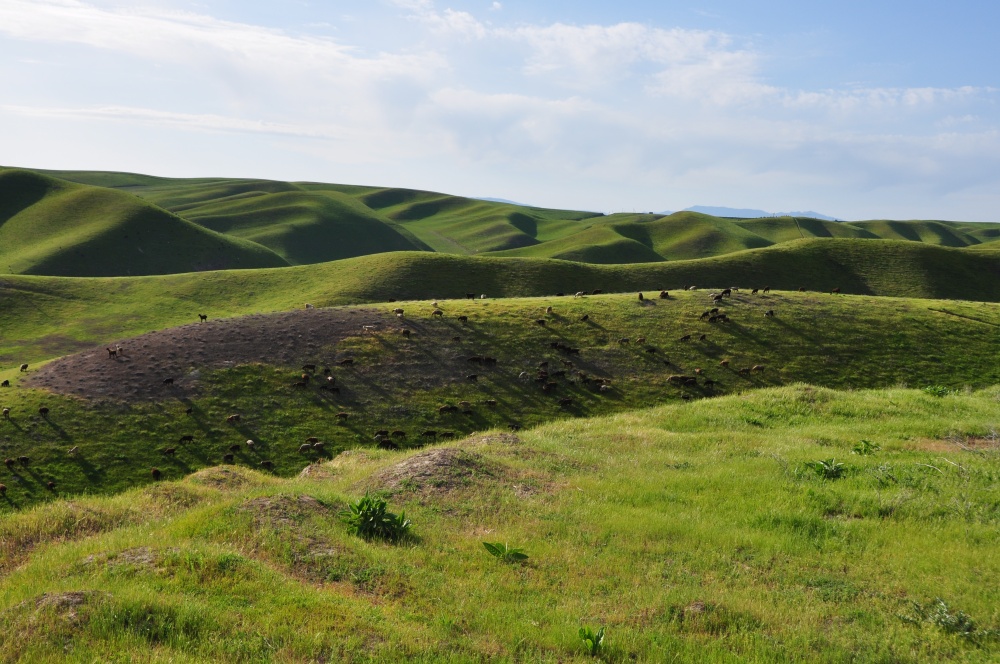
[2,165,999,278]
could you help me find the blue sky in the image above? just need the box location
[1,1,998,220]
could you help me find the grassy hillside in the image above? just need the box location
[2,288,1000,513]
[1,385,998,661]
[0,170,288,276]
[2,240,999,367]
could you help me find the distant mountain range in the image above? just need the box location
[682,206,839,221]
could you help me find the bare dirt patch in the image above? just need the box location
[187,466,267,490]
[22,590,110,624]
[24,308,392,402]
[367,447,496,495]
[238,494,335,527]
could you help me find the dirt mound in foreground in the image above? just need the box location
[367,448,495,494]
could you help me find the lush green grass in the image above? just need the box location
[2,289,1000,512]
[0,170,288,276]
[1,385,998,661]
[29,168,1000,272]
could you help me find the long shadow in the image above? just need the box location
[767,317,825,346]
[40,417,72,441]
[67,455,104,483]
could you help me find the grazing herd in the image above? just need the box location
[0,285,829,500]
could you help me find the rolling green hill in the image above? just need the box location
[0,170,288,276]
[18,168,1000,273]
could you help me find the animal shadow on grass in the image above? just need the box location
[767,317,824,346]
[67,454,105,484]
[40,417,72,441]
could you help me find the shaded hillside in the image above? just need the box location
[0,170,288,276]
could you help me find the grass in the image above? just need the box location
[0,170,288,276]
[21,167,1000,273]
[1,384,998,661]
[2,289,1000,511]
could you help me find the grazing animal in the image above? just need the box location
[391,430,406,438]
[545,306,554,314]
[439,405,459,414]
[484,399,498,408]
[710,308,720,314]
[738,367,751,376]
[798,287,806,292]
[198,314,208,322]
[336,412,350,420]
[466,293,476,300]
[226,414,241,424]
[0,484,6,495]
[535,319,546,326]
[831,287,841,294]
[659,290,669,299]
[374,430,390,437]
[694,368,704,375]
[228,444,241,452]
[2,408,8,419]
[163,447,177,456]
[3,458,13,468]
[678,334,692,342]
[575,291,586,297]
[432,301,439,308]
[452,336,461,342]
[721,288,732,297]
[300,373,311,383]
[638,292,644,301]
[580,314,590,322]
[719,359,730,367]
[222,454,234,463]
[313,442,325,451]
[509,422,522,431]
[339,358,354,366]
[712,294,724,303]
[599,384,611,392]
[245,439,255,448]
[18,456,29,466]
[458,315,469,323]
[619,337,630,344]
[635,337,646,344]
[421,430,437,438]
[0,380,8,387]
[107,347,118,358]
[467,374,479,382]
[751,288,759,294]
[459,401,471,408]
[700,311,711,319]
[518,371,530,380]
[306,436,320,444]
[483,357,498,366]
[646,347,657,354]
[47,481,56,490]
[151,468,162,480]
[392,308,404,315]
[763,287,771,293]
[163,378,174,385]
[764,310,776,317]
[185,407,193,415]
[19,364,28,372]
[480,294,487,299]
[751,364,766,373]
[305,303,315,309]
[698,334,707,341]
[401,329,411,338]
[558,397,574,408]
[378,439,399,450]
[298,444,313,453]
[38,407,49,416]
[179,435,194,443]
[259,460,274,469]
[440,431,455,439]
[432,309,444,317]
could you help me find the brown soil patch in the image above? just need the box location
[238,494,334,527]
[23,307,392,402]
[28,590,109,623]
[79,546,178,570]
[298,463,340,481]
[367,447,496,495]
[908,436,1000,453]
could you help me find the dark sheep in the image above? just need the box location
[678,334,692,342]
[484,399,498,408]
[226,414,241,423]
[467,374,479,382]
[2,408,8,419]
[509,423,521,431]
[764,310,776,317]
[259,460,275,469]
[18,455,29,466]
[198,314,208,322]
[452,336,462,342]
[323,367,332,376]
[151,468,162,480]
[719,359,730,367]
[738,367,751,375]
[19,364,28,372]
[645,347,657,354]
[222,454,234,463]
[466,293,476,300]
[313,442,325,451]
[293,381,308,388]
[721,288,732,297]
[535,319,547,326]
[378,439,399,450]
[401,329,411,338]
[659,290,669,299]
[0,483,6,495]
[163,447,178,456]
[319,385,340,393]
[458,315,469,323]
[700,311,711,319]
[763,287,771,293]
[752,364,767,373]
[710,307,720,314]
[798,287,806,292]
[558,397,574,408]
[580,314,590,322]
[107,347,118,358]
[459,401,471,408]
[467,356,484,364]
[298,444,313,453]
[712,294,724,303]
[306,436,320,444]
[179,435,194,443]
[228,444,241,452]
[440,431,455,439]
[421,430,437,438]
[698,334,707,341]
[1,380,9,387]
[483,357,498,366]
[831,287,841,294]
[163,378,174,385]
[391,430,406,438]
[38,407,49,416]
[374,430,390,437]
[439,405,459,414]
[47,481,56,490]
[751,288,759,294]
[432,309,444,317]
[4,458,13,467]
[392,308,404,315]
[618,337,630,344]
[185,408,193,415]
[336,412,350,420]
[638,293,644,301]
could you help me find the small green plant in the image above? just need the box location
[808,458,846,480]
[900,598,993,639]
[579,625,605,657]
[482,542,529,564]
[923,385,953,398]
[341,493,411,542]
[852,439,881,455]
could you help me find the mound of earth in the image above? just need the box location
[238,494,334,527]
[368,447,496,494]
[25,308,390,401]
[186,466,269,490]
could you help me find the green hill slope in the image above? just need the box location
[1,385,999,660]
[0,170,288,276]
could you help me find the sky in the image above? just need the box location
[1,1,998,220]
